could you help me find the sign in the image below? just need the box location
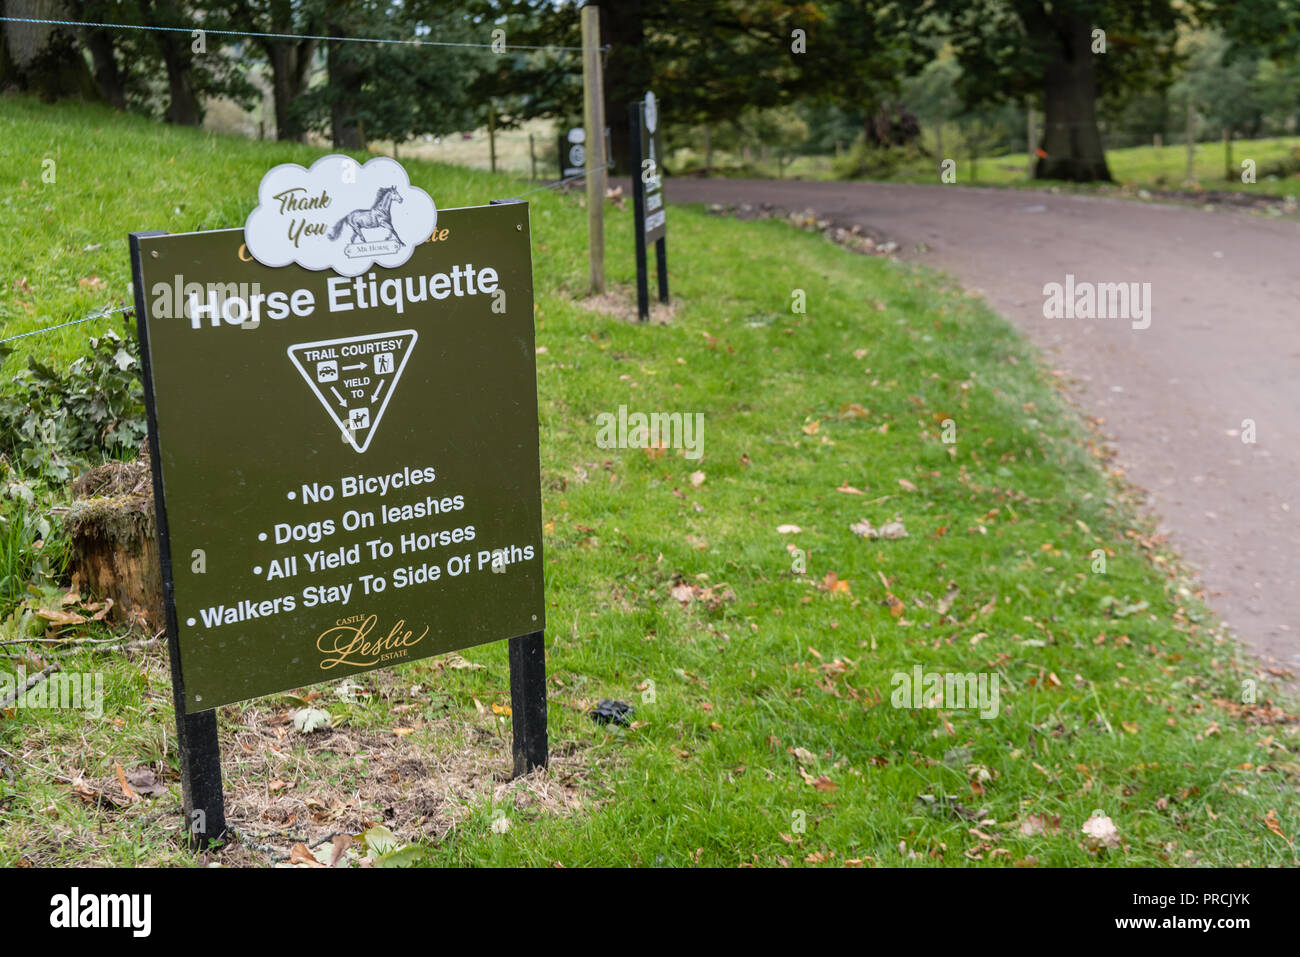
[559,127,586,178]
[287,330,417,453]
[629,92,670,321]
[636,94,666,245]
[244,155,437,276]
[558,126,612,181]
[131,202,544,713]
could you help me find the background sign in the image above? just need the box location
[636,97,666,244]
[134,204,544,712]
[559,127,586,178]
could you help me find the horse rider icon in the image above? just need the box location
[327,185,405,246]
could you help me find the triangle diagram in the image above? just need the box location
[287,330,417,453]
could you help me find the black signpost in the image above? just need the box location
[629,93,669,322]
[130,199,548,849]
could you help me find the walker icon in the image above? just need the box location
[288,330,417,453]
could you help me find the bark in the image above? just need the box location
[599,2,649,176]
[256,0,316,143]
[67,461,164,632]
[83,27,126,109]
[264,38,316,142]
[0,1,99,102]
[1035,13,1111,182]
[327,25,363,149]
[138,0,201,125]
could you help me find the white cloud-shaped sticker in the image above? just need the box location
[244,155,436,277]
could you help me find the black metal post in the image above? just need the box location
[486,198,549,776]
[629,101,650,322]
[129,231,228,851]
[655,235,668,304]
[508,631,548,776]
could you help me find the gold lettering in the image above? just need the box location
[316,615,428,670]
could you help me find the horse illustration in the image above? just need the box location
[327,186,405,245]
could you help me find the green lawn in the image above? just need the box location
[670,134,1300,205]
[0,96,1296,868]
[883,134,1300,197]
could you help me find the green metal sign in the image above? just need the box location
[132,203,544,712]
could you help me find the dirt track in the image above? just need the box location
[666,177,1300,673]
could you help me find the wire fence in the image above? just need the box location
[0,12,621,349]
[0,159,616,349]
[0,15,588,53]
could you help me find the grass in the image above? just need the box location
[0,95,1296,868]
[664,133,1300,207]
[880,134,1300,198]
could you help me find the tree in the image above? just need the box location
[466,1,863,173]
[0,0,100,101]
[293,0,490,150]
[930,0,1189,182]
[229,0,321,142]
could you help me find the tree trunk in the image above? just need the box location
[138,0,201,125]
[0,1,99,102]
[327,25,363,149]
[67,461,164,632]
[599,2,648,176]
[1036,14,1111,182]
[1025,98,1034,179]
[159,37,201,125]
[83,27,126,110]
[262,36,316,142]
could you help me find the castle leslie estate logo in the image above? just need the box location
[244,155,437,277]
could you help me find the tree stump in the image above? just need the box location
[66,459,162,632]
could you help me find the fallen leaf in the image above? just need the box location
[670,582,695,603]
[114,763,139,802]
[776,524,802,534]
[123,767,168,797]
[821,571,851,595]
[289,843,326,867]
[328,834,352,867]
[1081,811,1121,849]
[292,707,332,733]
[1018,813,1061,837]
[1264,808,1291,844]
[36,608,86,627]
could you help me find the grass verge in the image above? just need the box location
[0,95,1296,867]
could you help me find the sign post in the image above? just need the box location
[130,157,547,848]
[581,4,606,294]
[131,232,228,850]
[629,91,669,322]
